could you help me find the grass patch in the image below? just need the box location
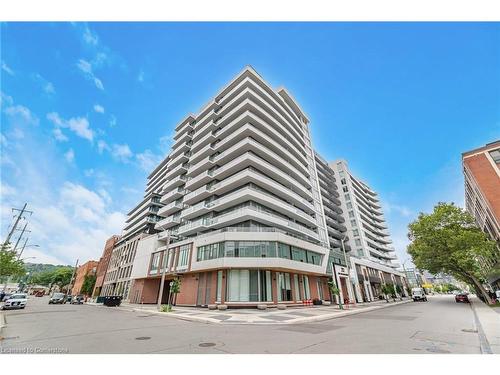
[160,304,173,312]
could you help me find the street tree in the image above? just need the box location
[0,248,25,281]
[407,202,497,304]
[80,274,96,296]
[50,267,74,292]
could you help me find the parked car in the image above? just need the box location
[1,293,27,310]
[1,293,12,302]
[411,287,428,302]
[49,292,67,304]
[71,295,84,304]
[455,293,470,303]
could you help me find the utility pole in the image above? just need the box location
[2,203,31,249]
[17,238,29,260]
[13,222,29,252]
[157,232,171,311]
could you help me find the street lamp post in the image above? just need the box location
[340,235,354,305]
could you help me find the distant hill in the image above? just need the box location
[10,262,74,282]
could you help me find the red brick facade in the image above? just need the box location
[93,235,120,297]
[72,260,99,297]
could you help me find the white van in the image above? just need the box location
[411,287,428,302]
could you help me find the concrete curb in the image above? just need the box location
[469,296,500,354]
[0,311,6,335]
[96,299,412,325]
[285,299,412,324]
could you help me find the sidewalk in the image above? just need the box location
[89,298,412,325]
[470,295,500,354]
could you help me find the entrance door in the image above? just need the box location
[340,277,349,304]
[197,273,206,306]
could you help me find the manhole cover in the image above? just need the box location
[135,336,151,340]
[199,342,216,347]
[461,329,478,333]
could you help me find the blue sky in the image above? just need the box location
[1,22,499,265]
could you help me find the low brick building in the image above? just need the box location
[93,235,120,297]
[72,260,99,297]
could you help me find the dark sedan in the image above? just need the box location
[455,293,469,303]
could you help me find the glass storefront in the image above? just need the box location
[226,269,272,302]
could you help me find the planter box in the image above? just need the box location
[217,304,228,311]
[257,304,267,310]
[277,304,287,310]
[208,304,217,310]
[322,301,331,306]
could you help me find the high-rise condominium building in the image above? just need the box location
[462,140,500,289]
[330,159,399,268]
[329,159,407,302]
[127,66,337,306]
[100,157,169,299]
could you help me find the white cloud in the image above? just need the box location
[77,59,104,91]
[111,143,133,162]
[64,149,75,163]
[32,73,56,95]
[94,104,105,113]
[0,129,126,265]
[1,61,14,76]
[136,149,163,173]
[82,25,99,46]
[109,114,117,127]
[97,140,109,154]
[53,127,68,142]
[383,202,413,217]
[0,133,7,147]
[0,91,14,108]
[159,134,174,153]
[47,112,94,142]
[137,70,145,83]
[5,105,39,126]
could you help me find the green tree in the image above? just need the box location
[51,267,74,292]
[0,248,25,281]
[80,274,96,296]
[407,202,497,304]
[170,278,181,305]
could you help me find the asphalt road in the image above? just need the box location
[0,294,483,354]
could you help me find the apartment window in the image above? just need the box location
[177,245,190,270]
[343,186,349,193]
[341,178,346,185]
[344,194,350,201]
[278,243,291,259]
[355,239,362,246]
[489,148,500,163]
[294,274,300,301]
[357,249,364,257]
[291,247,307,263]
[353,229,359,237]
[351,220,357,227]
[149,253,161,275]
[302,275,311,300]
[348,211,354,218]
[346,202,353,209]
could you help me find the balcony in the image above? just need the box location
[163,174,188,192]
[156,213,181,230]
[178,203,319,241]
[184,169,215,191]
[160,187,185,204]
[168,151,191,170]
[164,162,189,181]
[190,129,216,154]
[158,200,184,217]
[170,140,192,160]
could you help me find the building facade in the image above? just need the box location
[328,159,407,301]
[100,156,170,299]
[127,66,336,307]
[462,140,500,289]
[92,235,120,297]
[71,260,99,296]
